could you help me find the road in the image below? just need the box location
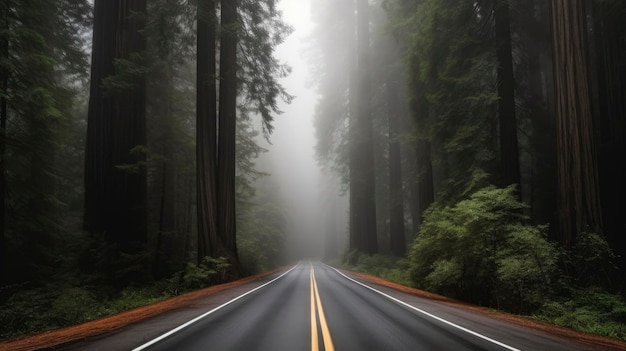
[63,262,612,350]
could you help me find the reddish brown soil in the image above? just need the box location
[1,267,625,351]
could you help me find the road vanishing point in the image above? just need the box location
[63,262,611,351]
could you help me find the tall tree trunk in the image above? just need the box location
[110,0,147,247]
[84,0,117,235]
[495,0,521,188]
[348,0,359,253]
[85,0,147,279]
[196,0,220,262]
[353,0,377,254]
[589,0,626,270]
[218,0,239,264]
[551,0,602,247]
[0,11,7,282]
[387,78,406,256]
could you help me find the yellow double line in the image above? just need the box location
[310,266,335,351]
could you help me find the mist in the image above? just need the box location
[254,0,348,262]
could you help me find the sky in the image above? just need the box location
[260,0,332,259]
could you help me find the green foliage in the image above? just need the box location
[237,192,286,275]
[2,0,91,284]
[48,287,102,325]
[238,0,294,136]
[409,185,557,312]
[536,289,626,341]
[386,0,499,203]
[566,231,618,287]
[0,255,232,341]
[180,256,231,290]
[0,282,172,341]
[341,250,412,287]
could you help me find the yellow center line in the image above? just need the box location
[310,265,335,351]
[310,270,319,351]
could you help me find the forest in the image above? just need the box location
[1,0,625,344]
[311,0,626,341]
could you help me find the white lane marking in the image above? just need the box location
[324,264,521,351]
[133,263,300,351]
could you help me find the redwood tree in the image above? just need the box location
[218,0,239,263]
[84,0,148,276]
[387,77,406,256]
[196,0,221,261]
[494,0,521,189]
[350,0,378,254]
[551,0,602,247]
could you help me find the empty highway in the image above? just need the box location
[63,262,614,350]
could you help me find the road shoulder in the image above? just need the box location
[337,267,626,351]
[0,267,290,351]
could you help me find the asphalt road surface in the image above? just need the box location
[64,262,612,350]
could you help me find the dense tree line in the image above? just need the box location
[311,0,625,315]
[0,0,291,338]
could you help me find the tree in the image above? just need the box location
[387,76,406,255]
[550,0,602,247]
[350,0,378,254]
[84,0,148,281]
[384,0,435,231]
[494,0,521,189]
[0,0,90,283]
[588,0,626,272]
[144,0,197,276]
[193,0,290,270]
[0,5,7,282]
[196,0,221,261]
[217,0,239,264]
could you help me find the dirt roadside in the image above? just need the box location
[1,266,625,351]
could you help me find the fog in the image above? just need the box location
[256,0,348,261]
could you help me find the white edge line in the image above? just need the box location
[132,263,299,351]
[324,263,521,351]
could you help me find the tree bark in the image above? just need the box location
[0,10,7,283]
[85,0,147,256]
[351,0,378,254]
[84,0,117,235]
[551,0,602,247]
[110,0,147,247]
[588,0,626,269]
[218,0,239,264]
[347,0,358,253]
[388,78,406,256]
[196,0,220,262]
[495,0,521,189]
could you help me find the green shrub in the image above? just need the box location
[408,185,557,312]
[341,251,412,287]
[181,256,231,290]
[0,287,55,339]
[49,287,101,325]
[535,289,626,341]
[567,231,618,287]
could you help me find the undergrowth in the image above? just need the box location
[340,250,626,342]
[0,256,230,341]
[533,288,626,341]
[340,250,412,287]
